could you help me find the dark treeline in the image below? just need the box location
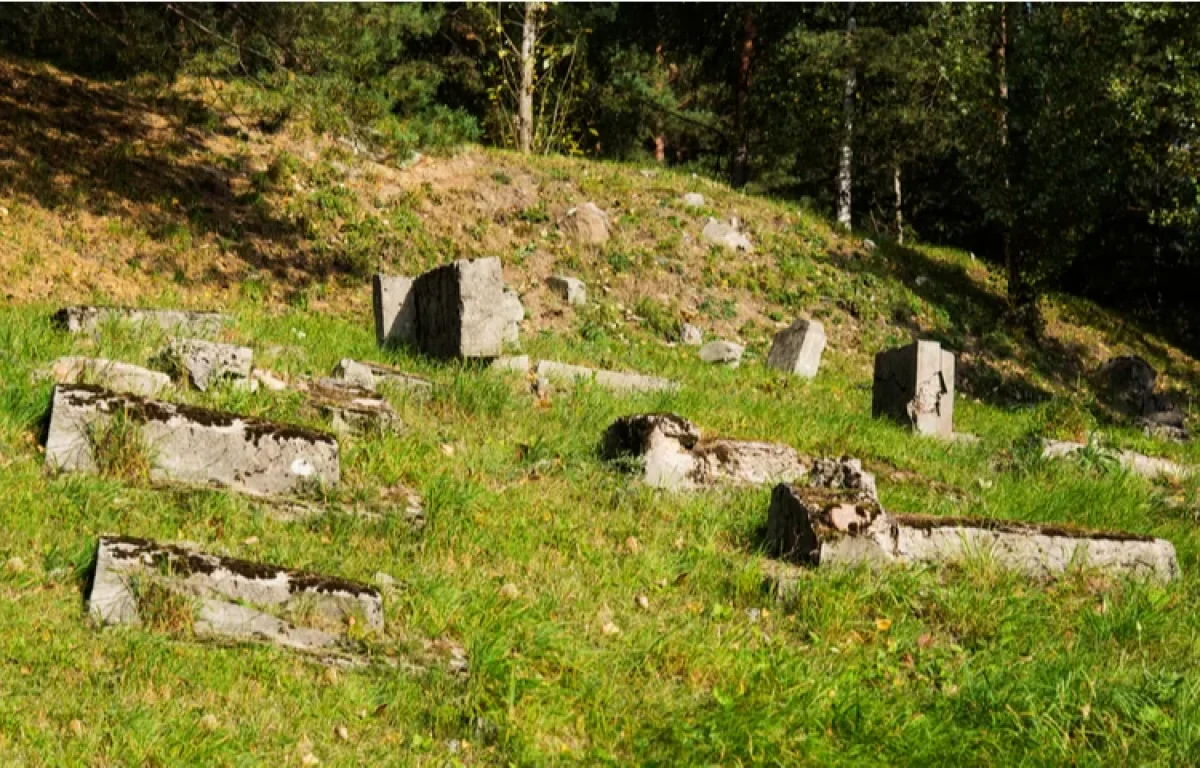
[3,3,1199,350]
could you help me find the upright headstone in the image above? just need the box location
[872,340,955,437]
[766,319,826,379]
[372,274,417,347]
[412,257,508,359]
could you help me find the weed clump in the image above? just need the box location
[86,407,153,484]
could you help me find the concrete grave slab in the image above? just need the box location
[765,484,1178,583]
[766,319,826,379]
[54,306,227,336]
[872,340,955,437]
[43,357,171,398]
[89,536,382,654]
[536,360,679,395]
[45,384,339,497]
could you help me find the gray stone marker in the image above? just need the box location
[872,340,955,437]
[547,275,587,306]
[536,360,678,395]
[54,306,227,336]
[44,357,171,398]
[307,378,402,436]
[699,340,744,367]
[45,384,339,497]
[162,338,253,391]
[766,319,826,379]
[602,413,808,491]
[702,217,753,252]
[412,257,511,359]
[764,484,1178,583]
[89,536,382,654]
[1041,439,1188,480]
[332,359,433,400]
[372,274,417,347]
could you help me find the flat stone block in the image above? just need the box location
[872,340,955,437]
[44,357,171,398]
[162,338,253,391]
[766,319,826,379]
[412,257,508,359]
[372,274,417,347]
[90,536,382,654]
[547,275,587,306]
[765,484,1178,582]
[45,384,339,497]
[536,361,678,395]
[54,306,226,336]
[699,340,744,367]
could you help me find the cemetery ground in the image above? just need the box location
[2,57,1200,765]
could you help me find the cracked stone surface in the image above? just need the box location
[45,384,339,497]
[536,360,678,395]
[602,413,808,491]
[765,484,1178,583]
[89,536,382,654]
[872,340,955,437]
[766,319,826,379]
[53,306,227,336]
[43,357,171,398]
[162,339,253,391]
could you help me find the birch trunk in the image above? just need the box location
[517,2,541,154]
[835,4,856,230]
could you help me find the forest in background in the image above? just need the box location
[2,3,1198,352]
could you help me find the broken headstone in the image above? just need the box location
[547,275,587,306]
[307,378,402,436]
[535,360,678,395]
[161,339,253,391]
[602,413,807,491]
[699,340,744,367]
[89,536,382,654]
[766,319,826,379]
[42,357,171,398]
[412,257,512,359]
[45,384,339,497]
[764,484,1178,583]
[54,306,227,336]
[872,340,955,437]
[372,274,417,347]
[332,359,432,400]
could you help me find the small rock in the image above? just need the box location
[200,714,220,731]
[680,324,703,346]
[547,275,587,306]
[301,754,321,767]
[681,192,705,208]
[699,340,744,367]
[242,536,259,546]
[440,444,455,457]
[335,725,349,742]
[862,239,877,251]
[634,594,649,610]
[560,202,610,245]
[499,583,520,600]
[601,621,622,637]
[701,217,753,252]
[251,369,289,392]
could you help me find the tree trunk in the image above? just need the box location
[517,2,542,154]
[730,7,757,188]
[893,162,903,244]
[836,4,856,230]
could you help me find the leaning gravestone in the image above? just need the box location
[766,319,826,379]
[45,384,339,497]
[764,484,1178,583]
[54,306,227,336]
[872,340,955,437]
[89,536,382,654]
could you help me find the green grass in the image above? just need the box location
[0,298,1198,766]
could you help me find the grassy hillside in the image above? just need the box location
[1,56,1199,765]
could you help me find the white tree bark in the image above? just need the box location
[893,162,903,244]
[518,2,542,153]
[835,5,856,230]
